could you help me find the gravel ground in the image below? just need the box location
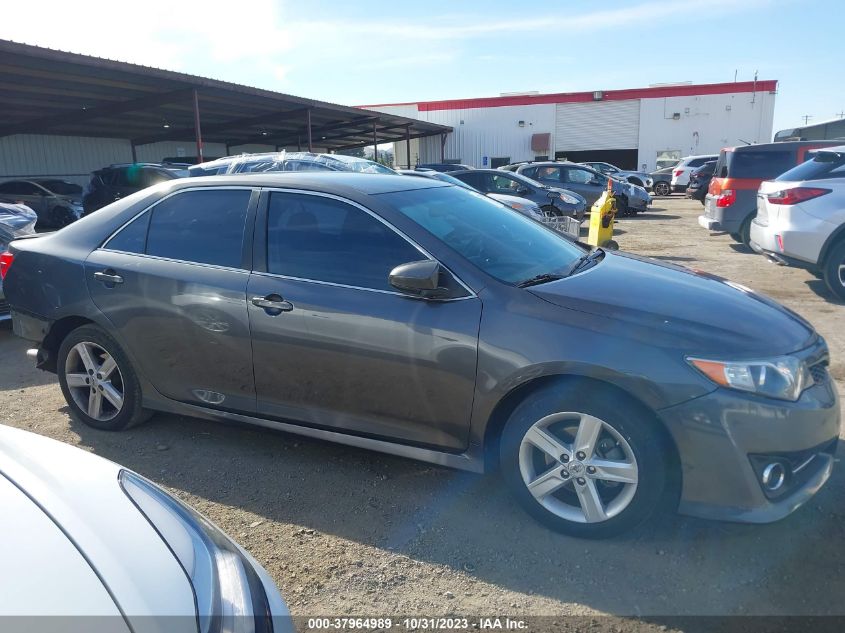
[1,196,843,631]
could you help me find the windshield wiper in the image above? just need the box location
[516,273,565,288]
[517,249,605,288]
[569,248,605,275]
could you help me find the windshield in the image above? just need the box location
[34,180,82,195]
[379,185,584,284]
[430,172,474,189]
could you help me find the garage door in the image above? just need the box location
[554,100,640,152]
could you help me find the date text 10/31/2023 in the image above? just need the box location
[305,617,528,630]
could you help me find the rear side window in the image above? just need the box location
[146,189,251,268]
[724,150,794,179]
[266,192,421,291]
[777,152,845,181]
[105,211,150,253]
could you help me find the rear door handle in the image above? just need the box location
[94,270,123,285]
[251,295,294,313]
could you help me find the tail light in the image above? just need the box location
[0,251,13,279]
[674,169,684,177]
[715,189,736,207]
[766,187,831,205]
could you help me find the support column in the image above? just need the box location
[372,120,379,164]
[440,133,447,162]
[192,89,204,162]
[130,141,137,163]
[405,125,411,169]
[306,109,313,152]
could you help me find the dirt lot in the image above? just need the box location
[1,196,844,629]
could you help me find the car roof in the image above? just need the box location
[171,172,447,195]
[726,140,845,153]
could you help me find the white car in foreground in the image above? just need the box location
[670,154,718,192]
[0,424,291,633]
[750,145,845,300]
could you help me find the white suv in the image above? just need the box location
[671,155,718,192]
[750,145,845,300]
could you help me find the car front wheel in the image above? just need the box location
[57,324,150,431]
[500,383,668,538]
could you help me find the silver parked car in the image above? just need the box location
[0,179,84,227]
[750,145,845,300]
[579,161,654,189]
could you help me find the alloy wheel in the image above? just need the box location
[518,412,639,523]
[838,263,845,288]
[65,341,125,421]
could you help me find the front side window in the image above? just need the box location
[564,168,599,185]
[534,166,562,182]
[145,189,251,268]
[381,186,584,285]
[489,174,522,193]
[266,192,422,291]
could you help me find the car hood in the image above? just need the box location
[0,425,197,627]
[0,474,128,622]
[528,251,815,356]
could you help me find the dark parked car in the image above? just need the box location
[0,179,84,227]
[450,168,587,220]
[699,140,844,245]
[649,166,675,197]
[2,174,839,538]
[415,163,474,172]
[685,160,717,205]
[83,164,187,215]
[0,202,37,321]
[511,162,651,215]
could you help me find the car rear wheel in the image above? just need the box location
[57,325,150,431]
[822,241,845,301]
[500,383,668,538]
[653,182,670,197]
[737,216,752,246]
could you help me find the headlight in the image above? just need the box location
[687,355,811,401]
[120,471,274,633]
[559,192,579,205]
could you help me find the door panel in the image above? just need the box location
[248,273,481,450]
[86,251,255,412]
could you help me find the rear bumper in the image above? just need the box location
[749,207,830,267]
[659,357,840,523]
[672,184,687,193]
[11,308,51,343]
[699,196,752,234]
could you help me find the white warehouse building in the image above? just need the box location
[363,80,777,172]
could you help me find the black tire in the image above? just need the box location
[738,216,752,246]
[615,196,630,217]
[653,182,670,197]
[57,324,150,431]
[822,240,845,301]
[499,381,669,538]
[729,232,742,242]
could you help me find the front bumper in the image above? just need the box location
[659,354,840,523]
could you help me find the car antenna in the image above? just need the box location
[738,138,753,145]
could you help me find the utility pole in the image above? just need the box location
[802,115,813,125]
[837,111,845,119]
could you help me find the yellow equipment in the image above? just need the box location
[587,179,619,249]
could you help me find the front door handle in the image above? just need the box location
[94,270,124,286]
[251,295,294,314]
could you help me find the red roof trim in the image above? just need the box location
[359,80,778,112]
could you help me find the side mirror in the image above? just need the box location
[389,260,449,299]
[516,186,530,195]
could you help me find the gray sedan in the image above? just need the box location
[2,173,838,538]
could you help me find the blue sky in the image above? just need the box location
[2,0,842,134]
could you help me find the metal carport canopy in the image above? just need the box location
[0,39,451,160]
